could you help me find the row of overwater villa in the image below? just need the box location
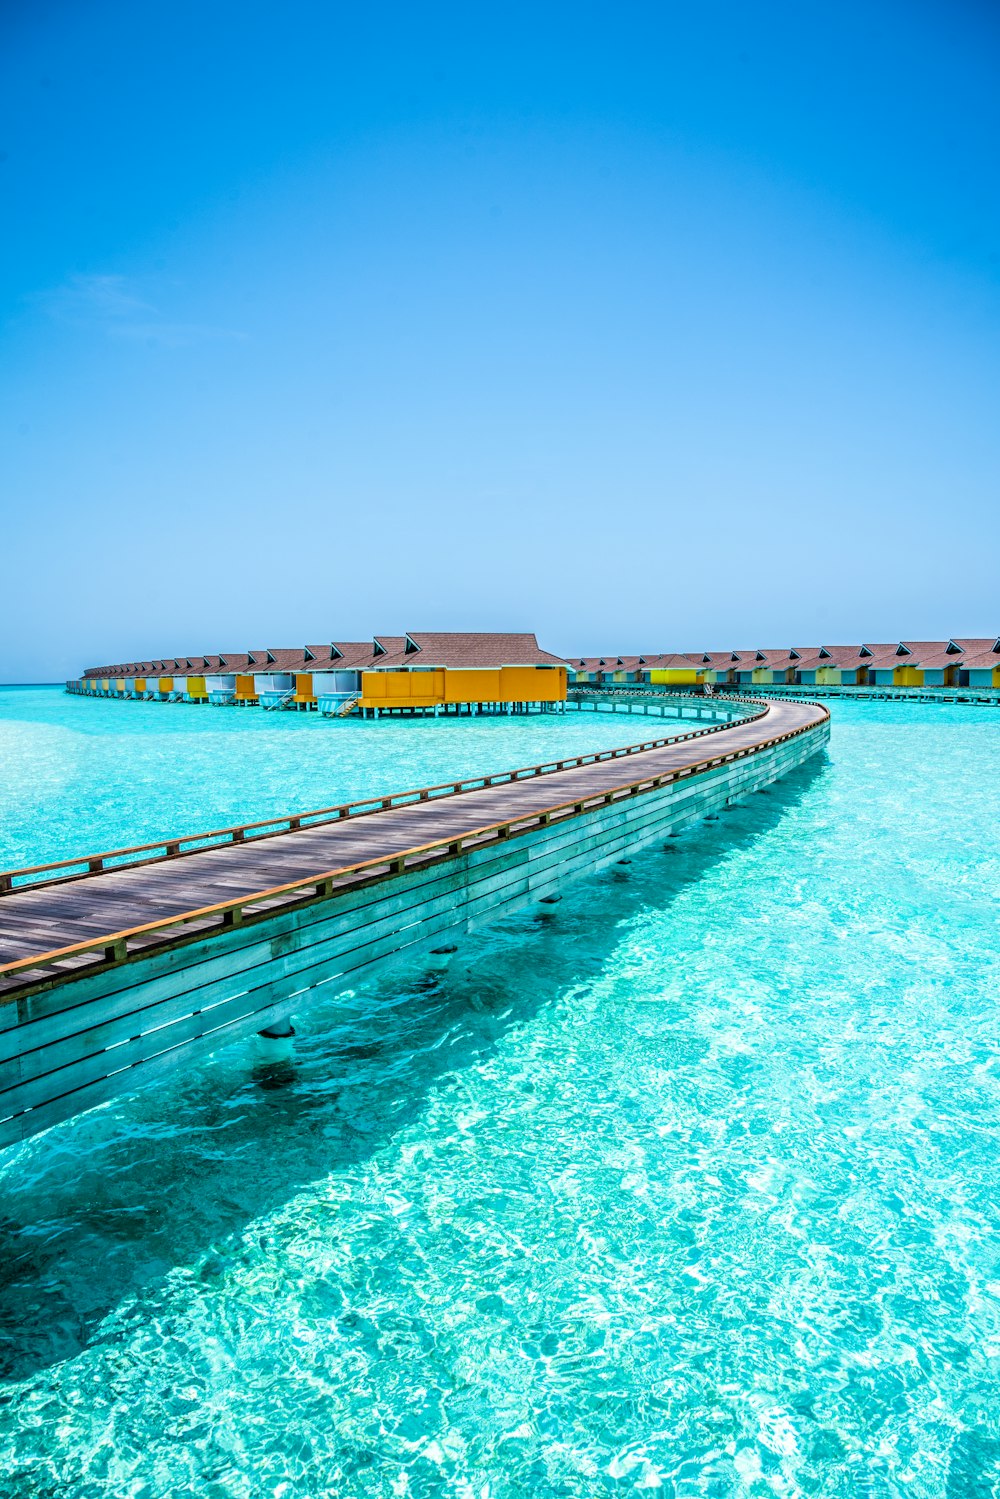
[570,639,1000,692]
[65,633,571,715]
[64,633,1000,713]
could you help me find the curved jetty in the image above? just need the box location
[0,697,828,1148]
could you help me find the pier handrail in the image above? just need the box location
[0,702,829,993]
[0,702,767,896]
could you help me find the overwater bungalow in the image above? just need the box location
[791,646,869,686]
[854,644,907,687]
[152,660,184,701]
[607,656,649,684]
[727,649,792,687]
[865,642,947,688]
[150,662,174,700]
[174,660,203,702]
[741,649,806,686]
[898,643,955,688]
[357,633,568,715]
[205,667,238,704]
[253,671,295,708]
[302,645,349,712]
[643,653,704,687]
[569,657,611,686]
[245,651,292,708]
[311,642,395,712]
[218,655,260,705]
[246,648,319,709]
[732,652,772,687]
[818,646,873,686]
[957,639,1000,688]
[566,655,652,686]
[918,639,1000,688]
[693,652,744,686]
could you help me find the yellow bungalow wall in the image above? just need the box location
[360,665,567,709]
[235,675,258,700]
[894,666,923,687]
[649,668,702,685]
[501,666,566,701]
[186,675,208,700]
[294,673,316,703]
[361,670,446,708]
[443,669,501,702]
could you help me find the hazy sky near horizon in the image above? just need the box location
[2,0,999,680]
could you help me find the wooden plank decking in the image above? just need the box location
[0,698,827,999]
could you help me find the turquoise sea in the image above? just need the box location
[1,689,998,1497]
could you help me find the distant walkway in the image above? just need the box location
[581,683,1000,707]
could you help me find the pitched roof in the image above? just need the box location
[815,645,869,668]
[960,643,1000,670]
[916,649,963,670]
[371,633,568,669]
[950,637,998,655]
[373,635,408,657]
[735,649,803,671]
[696,651,745,668]
[917,639,998,670]
[792,645,865,671]
[731,650,770,670]
[318,639,408,671]
[571,655,648,670]
[259,648,315,672]
[303,644,345,668]
[643,652,703,671]
[898,641,950,663]
[861,643,909,667]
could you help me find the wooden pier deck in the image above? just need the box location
[0,698,823,995]
[0,698,829,1148]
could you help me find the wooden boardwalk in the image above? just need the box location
[0,698,825,1000]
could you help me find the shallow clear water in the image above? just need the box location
[1,699,998,1497]
[0,686,719,868]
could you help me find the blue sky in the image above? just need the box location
[2,0,998,680]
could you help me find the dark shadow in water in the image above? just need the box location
[0,755,828,1384]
